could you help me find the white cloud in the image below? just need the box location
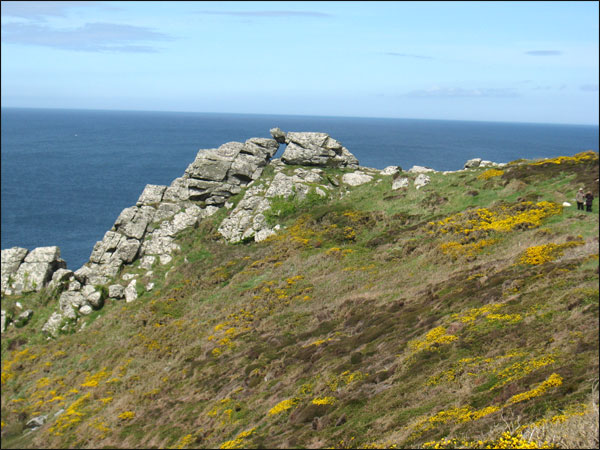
[525,50,562,56]
[404,86,520,98]
[0,1,115,21]
[196,10,332,18]
[384,52,434,60]
[1,21,172,52]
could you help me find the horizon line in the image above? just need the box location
[1,105,598,128]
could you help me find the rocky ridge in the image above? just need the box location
[1,128,504,335]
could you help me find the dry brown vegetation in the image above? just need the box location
[1,152,598,449]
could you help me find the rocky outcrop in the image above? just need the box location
[464,158,506,169]
[276,130,359,168]
[270,127,287,144]
[68,136,281,299]
[185,138,279,201]
[57,286,105,320]
[2,129,363,334]
[1,246,66,295]
[29,135,282,331]
[1,247,28,294]
[218,165,333,243]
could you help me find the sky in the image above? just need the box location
[1,1,598,125]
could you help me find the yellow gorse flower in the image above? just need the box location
[519,240,584,265]
[268,398,298,415]
[507,373,563,405]
[478,169,504,180]
[312,396,336,405]
[408,326,458,354]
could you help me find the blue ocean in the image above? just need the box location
[1,107,598,270]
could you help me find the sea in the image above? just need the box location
[1,107,598,270]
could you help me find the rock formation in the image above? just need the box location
[5,129,508,337]
[464,158,506,169]
[0,134,285,333]
[1,246,66,296]
[275,129,359,168]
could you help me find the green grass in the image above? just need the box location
[1,154,598,449]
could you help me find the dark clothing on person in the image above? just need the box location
[585,193,594,212]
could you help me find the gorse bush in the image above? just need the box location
[1,152,598,449]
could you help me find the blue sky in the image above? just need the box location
[1,1,598,124]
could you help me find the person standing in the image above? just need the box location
[576,188,585,210]
[585,191,594,212]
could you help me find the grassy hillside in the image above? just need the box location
[1,152,598,449]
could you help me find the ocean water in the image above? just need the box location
[2,107,598,270]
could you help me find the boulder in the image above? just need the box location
[255,225,280,242]
[79,305,93,315]
[392,177,410,190]
[136,184,167,206]
[265,173,296,198]
[185,143,242,181]
[243,137,280,159]
[141,233,180,257]
[184,138,277,204]
[280,131,359,167]
[162,177,189,202]
[170,205,203,234]
[140,255,156,270]
[10,246,66,294]
[408,165,436,174]
[270,127,287,144]
[218,186,272,243]
[114,206,155,240]
[14,309,33,327]
[381,166,401,176]
[342,172,373,186]
[293,167,323,183]
[26,414,47,429]
[115,239,141,263]
[464,158,482,169]
[108,284,125,299]
[159,254,172,265]
[42,312,64,338]
[68,279,82,291]
[414,174,431,189]
[229,153,265,182]
[49,268,74,290]
[124,279,138,303]
[1,247,29,294]
[59,291,86,317]
[73,265,92,285]
[154,202,182,222]
[83,286,103,308]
